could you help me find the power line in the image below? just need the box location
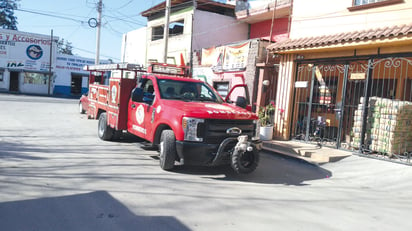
[15,8,87,24]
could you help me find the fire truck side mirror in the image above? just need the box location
[132,88,144,102]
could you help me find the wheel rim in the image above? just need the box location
[159,140,165,163]
[239,151,254,168]
[98,117,105,137]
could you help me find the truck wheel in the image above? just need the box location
[79,102,85,114]
[231,146,259,174]
[159,130,176,170]
[98,112,113,141]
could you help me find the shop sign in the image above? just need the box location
[350,72,366,80]
[295,81,308,88]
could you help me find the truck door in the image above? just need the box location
[225,84,252,111]
[128,79,156,141]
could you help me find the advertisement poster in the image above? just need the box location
[201,41,250,72]
[0,29,57,72]
[222,42,249,71]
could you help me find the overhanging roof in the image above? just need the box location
[267,23,412,53]
[141,0,235,17]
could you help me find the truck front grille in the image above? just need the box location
[199,119,255,144]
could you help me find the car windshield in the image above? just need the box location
[158,79,223,103]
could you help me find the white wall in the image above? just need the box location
[193,10,249,50]
[145,8,249,66]
[19,74,52,95]
[121,27,147,64]
[0,71,7,91]
[146,9,193,65]
[290,0,412,39]
[54,54,96,96]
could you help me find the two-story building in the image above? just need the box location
[141,0,248,65]
[267,0,412,161]
[131,0,292,111]
[0,29,58,95]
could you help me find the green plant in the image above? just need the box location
[258,101,276,126]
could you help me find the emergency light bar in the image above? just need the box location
[148,63,188,76]
[83,63,144,71]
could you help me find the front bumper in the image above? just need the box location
[175,138,262,166]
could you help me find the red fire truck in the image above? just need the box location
[83,63,262,174]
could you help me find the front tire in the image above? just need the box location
[231,146,259,174]
[98,112,113,141]
[159,130,176,170]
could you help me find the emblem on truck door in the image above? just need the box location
[111,85,117,103]
[136,104,145,124]
[226,127,242,135]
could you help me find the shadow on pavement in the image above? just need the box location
[173,152,332,186]
[0,191,190,231]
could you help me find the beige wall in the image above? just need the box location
[291,0,412,39]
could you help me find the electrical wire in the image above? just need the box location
[15,8,88,24]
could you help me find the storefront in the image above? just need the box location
[193,39,278,112]
[0,29,57,95]
[268,24,412,163]
[54,54,97,97]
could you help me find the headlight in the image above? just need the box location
[252,119,260,141]
[182,117,204,142]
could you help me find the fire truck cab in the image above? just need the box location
[83,63,262,174]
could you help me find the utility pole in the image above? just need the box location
[163,0,171,63]
[95,0,103,65]
[48,29,53,95]
[190,0,197,73]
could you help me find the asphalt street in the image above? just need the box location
[1,93,412,231]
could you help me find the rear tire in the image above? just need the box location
[231,146,259,174]
[98,112,113,141]
[159,130,176,170]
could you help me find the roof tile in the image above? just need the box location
[268,23,412,52]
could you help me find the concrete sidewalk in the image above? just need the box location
[262,139,352,164]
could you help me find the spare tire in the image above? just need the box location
[231,145,259,174]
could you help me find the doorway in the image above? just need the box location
[71,74,82,95]
[9,71,19,92]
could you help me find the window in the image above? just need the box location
[213,82,230,99]
[354,0,386,5]
[350,0,403,10]
[0,71,3,82]
[152,25,164,41]
[169,20,184,37]
[23,72,49,85]
[151,20,185,41]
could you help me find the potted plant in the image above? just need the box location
[258,101,275,141]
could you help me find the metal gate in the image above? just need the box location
[291,55,412,164]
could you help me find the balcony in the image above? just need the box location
[235,0,292,24]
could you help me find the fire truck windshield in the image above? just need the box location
[158,79,223,103]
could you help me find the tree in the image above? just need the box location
[57,38,73,55]
[0,0,19,30]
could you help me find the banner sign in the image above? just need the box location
[0,29,58,72]
[201,41,250,72]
